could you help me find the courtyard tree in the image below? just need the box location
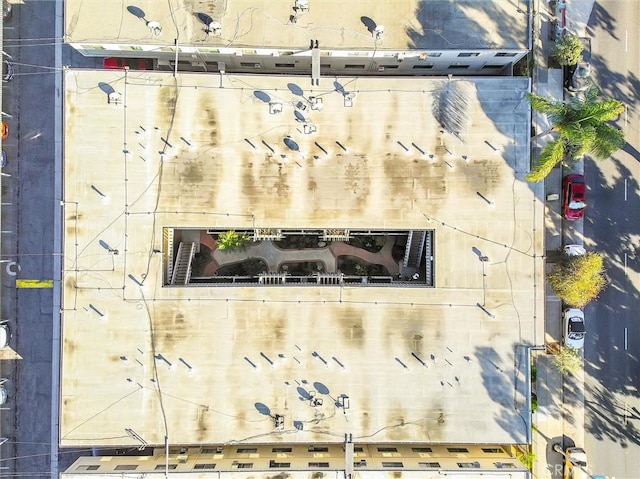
[552,346,583,375]
[217,231,251,251]
[552,34,584,66]
[527,89,625,182]
[516,449,536,471]
[548,251,607,308]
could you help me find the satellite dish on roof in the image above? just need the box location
[197,12,213,24]
[284,136,300,152]
[127,6,146,19]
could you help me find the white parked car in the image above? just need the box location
[0,385,6,405]
[0,325,8,348]
[564,244,586,256]
[563,308,585,350]
[553,444,588,479]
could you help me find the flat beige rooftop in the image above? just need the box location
[61,70,543,447]
[65,0,528,50]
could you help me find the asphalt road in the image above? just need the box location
[582,0,640,477]
[0,2,95,475]
[1,0,58,475]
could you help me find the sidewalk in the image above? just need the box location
[530,0,590,476]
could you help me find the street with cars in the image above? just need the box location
[0,0,95,473]
[581,0,640,476]
[1,0,57,473]
[545,0,640,476]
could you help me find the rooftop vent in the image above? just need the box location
[344,93,355,107]
[309,97,324,111]
[295,0,309,12]
[337,395,350,409]
[207,21,222,35]
[147,21,162,36]
[373,25,385,41]
[108,91,122,105]
[274,414,285,430]
[269,102,283,114]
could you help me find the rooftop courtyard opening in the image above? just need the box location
[165,228,434,287]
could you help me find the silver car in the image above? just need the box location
[564,244,586,256]
[563,308,585,349]
[2,59,14,82]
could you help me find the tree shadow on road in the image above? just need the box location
[584,157,640,274]
[586,2,619,40]
[582,157,640,444]
[584,380,640,448]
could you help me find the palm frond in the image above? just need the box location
[556,121,590,143]
[580,99,624,124]
[582,85,600,103]
[527,93,564,116]
[527,139,566,182]
[589,125,625,159]
[599,99,625,120]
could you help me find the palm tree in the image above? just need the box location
[527,88,625,182]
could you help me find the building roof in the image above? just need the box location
[61,70,543,447]
[64,0,529,51]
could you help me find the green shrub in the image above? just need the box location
[548,252,607,308]
[552,347,583,375]
[531,362,537,383]
[516,450,536,470]
[217,231,251,251]
[552,34,584,66]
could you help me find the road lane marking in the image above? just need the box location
[16,279,54,288]
[625,104,628,127]
[624,327,628,350]
[625,178,628,201]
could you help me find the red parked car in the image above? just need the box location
[563,174,586,220]
[102,57,154,70]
